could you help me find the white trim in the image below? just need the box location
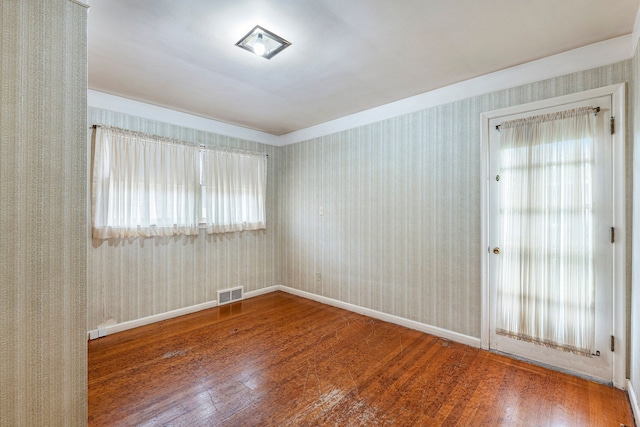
[87,284,480,348]
[244,285,280,299]
[88,90,280,146]
[87,299,219,340]
[480,108,491,351]
[67,0,90,8]
[628,379,640,424]
[612,83,627,390]
[281,35,632,145]
[89,37,632,147]
[86,286,282,339]
[480,83,627,389]
[278,286,481,348]
[82,284,639,417]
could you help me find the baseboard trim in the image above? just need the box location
[88,299,220,340]
[245,285,280,299]
[629,379,639,425]
[88,284,480,349]
[278,286,481,348]
[87,286,284,340]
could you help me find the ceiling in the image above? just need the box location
[88,0,639,136]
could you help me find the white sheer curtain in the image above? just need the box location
[92,126,201,238]
[202,150,266,234]
[496,107,596,355]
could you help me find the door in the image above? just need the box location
[488,95,613,382]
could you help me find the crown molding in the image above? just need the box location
[280,35,633,145]
[87,90,280,146]
[67,0,90,8]
[89,35,634,147]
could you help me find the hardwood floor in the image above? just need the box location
[88,291,635,426]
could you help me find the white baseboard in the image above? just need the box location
[245,285,280,299]
[88,299,219,340]
[88,284,481,349]
[629,379,639,425]
[87,286,282,340]
[278,286,481,348]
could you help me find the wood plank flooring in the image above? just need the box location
[88,291,635,426]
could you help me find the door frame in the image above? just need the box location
[480,83,627,389]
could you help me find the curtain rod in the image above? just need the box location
[91,124,269,157]
[495,106,600,131]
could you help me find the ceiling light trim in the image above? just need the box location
[236,25,291,59]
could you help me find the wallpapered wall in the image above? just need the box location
[0,1,88,425]
[278,62,632,340]
[88,60,636,399]
[631,40,640,409]
[87,108,281,330]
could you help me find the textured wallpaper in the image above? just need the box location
[631,41,640,406]
[87,109,281,330]
[86,53,636,398]
[0,1,88,425]
[278,62,631,339]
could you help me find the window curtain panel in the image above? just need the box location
[92,126,201,238]
[496,107,596,356]
[202,150,266,234]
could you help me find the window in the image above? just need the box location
[201,149,267,234]
[495,108,597,355]
[92,125,266,239]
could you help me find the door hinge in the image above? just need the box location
[610,117,615,134]
[611,227,615,243]
[611,335,615,352]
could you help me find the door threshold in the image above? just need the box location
[490,349,615,388]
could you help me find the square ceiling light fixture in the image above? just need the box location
[236,25,291,59]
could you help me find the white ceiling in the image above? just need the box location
[88,0,639,136]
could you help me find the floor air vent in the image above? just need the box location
[217,286,243,305]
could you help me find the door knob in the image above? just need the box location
[493,247,501,255]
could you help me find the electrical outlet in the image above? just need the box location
[319,206,324,216]
[315,272,322,281]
